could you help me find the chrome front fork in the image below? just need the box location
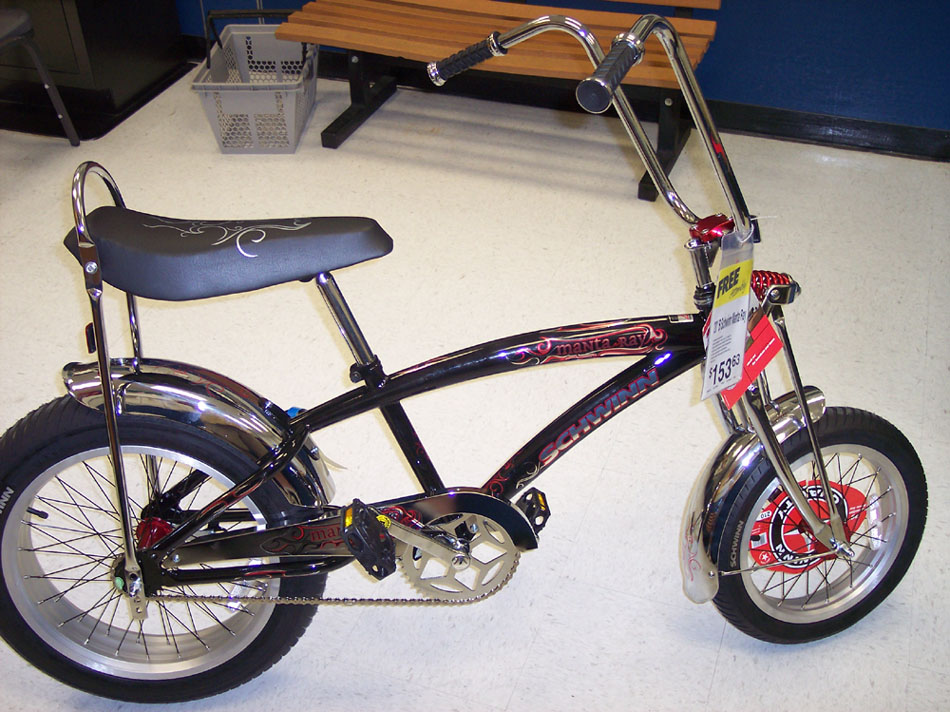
[731,288,853,559]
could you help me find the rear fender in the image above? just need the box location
[62,357,335,511]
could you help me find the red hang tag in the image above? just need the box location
[721,315,783,409]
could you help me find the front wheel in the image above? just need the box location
[0,396,326,702]
[712,407,926,643]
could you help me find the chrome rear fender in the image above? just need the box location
[62,358,335,510]
[680,387,825,603]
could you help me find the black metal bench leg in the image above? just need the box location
[321,51,397,148]
[638,89,691,202]
[21,36,80,146]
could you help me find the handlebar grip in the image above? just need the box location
[428,32,506,86]
[576,38,643,114]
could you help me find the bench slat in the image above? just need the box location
[295,1,713,44]
[598,0,720,9]
[278,0,716,88]
[286,0,716,40]
[290,6,710,62]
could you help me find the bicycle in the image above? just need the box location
[0,13,927,702]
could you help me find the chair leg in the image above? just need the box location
[21,37,80,146]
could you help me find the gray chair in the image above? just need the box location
[0,8,79,145]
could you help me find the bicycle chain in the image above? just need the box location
[152,552,519,608]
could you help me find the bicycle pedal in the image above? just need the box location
[341,500,396,580]
[516,488,551,534]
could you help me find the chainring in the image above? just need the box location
[399,511,520,601]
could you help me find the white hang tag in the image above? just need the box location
[701,227,754,401]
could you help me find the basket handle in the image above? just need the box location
[203,9,298,69]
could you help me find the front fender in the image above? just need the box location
[62,358,335,510]
[680,387,825,603]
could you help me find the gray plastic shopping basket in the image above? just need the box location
[192,24,317,153]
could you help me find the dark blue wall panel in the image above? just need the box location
[177,0,950,130]
[693,0,949,131]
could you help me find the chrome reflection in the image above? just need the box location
[680,387,826,603]
[62,357,335,508]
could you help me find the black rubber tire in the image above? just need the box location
[711,407,926,643]
[0,396,326,702]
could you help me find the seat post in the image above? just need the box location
[315,271,447,495]
[315,272,375,367]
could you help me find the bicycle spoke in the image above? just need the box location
[80,461,123,519]
[40,571,112,606]
[58,466,120,518]
[155,602,212,650]
[114,618,136,656]
[34,494,115,537]
[138,620,150,661]
[22,519,114,538]
[22,527,120,557]
[156,603,181,655]
[23,520,120,558]
[26,554,112,581]
[57,583,121,626]
[83,590,122,644]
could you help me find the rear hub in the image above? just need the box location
[135,517,174,549]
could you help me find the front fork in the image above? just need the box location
[730,291,853,558]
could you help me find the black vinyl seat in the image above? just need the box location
[64,206,393,301]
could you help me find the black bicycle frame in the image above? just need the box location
[146,311,705,578]
[299,312,705,496]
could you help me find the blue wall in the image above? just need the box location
[693,0,949,131]
[177,0,950,131]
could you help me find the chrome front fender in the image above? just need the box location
[680,387,825,603]
[62,358,335,510]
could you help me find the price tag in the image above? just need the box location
[720,313,784,408]
[701,228,754,401]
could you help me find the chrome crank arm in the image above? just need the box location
[383,516,471,569]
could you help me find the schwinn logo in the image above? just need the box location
[539,367,660,466]
[0,486,13,514]
[729,518,745,568]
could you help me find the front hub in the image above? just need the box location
[749,480,869,573]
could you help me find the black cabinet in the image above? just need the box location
[0,0,188,140]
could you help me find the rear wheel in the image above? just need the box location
[0,396,325,701]
[712,407,926,643]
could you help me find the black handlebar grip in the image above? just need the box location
[429,32,506,86]
[576,38,643,114]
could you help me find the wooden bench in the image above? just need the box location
[277,0,720,200]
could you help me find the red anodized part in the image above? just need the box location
[135,517,174,549]
[749,480,869,574]
[750,270,793,302]
[689,213,735,243]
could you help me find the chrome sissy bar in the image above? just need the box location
[70,161,148,620]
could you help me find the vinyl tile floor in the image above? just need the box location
[1,68,948,711]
